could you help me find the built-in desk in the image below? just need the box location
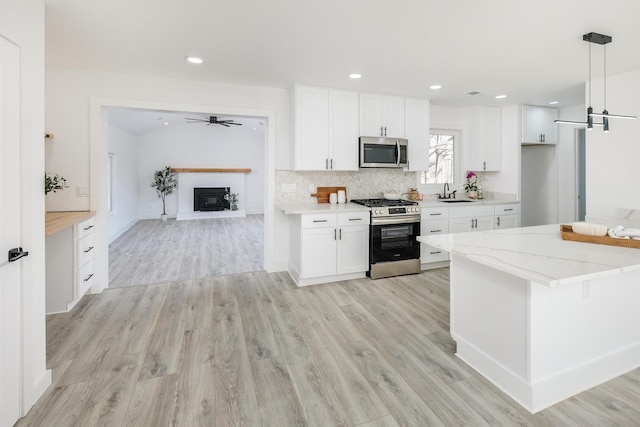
[45,211,96,314]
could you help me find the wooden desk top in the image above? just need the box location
[45,211,96,237]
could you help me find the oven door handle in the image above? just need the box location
[371,215,421,226]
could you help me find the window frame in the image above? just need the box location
[416,128,463,194]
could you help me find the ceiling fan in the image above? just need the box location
[185,115,242,127]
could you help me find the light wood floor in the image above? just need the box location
[17,269,640,426]
[109,215,264,288]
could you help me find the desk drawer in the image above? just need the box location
[77,232,95,267]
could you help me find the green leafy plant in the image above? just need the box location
[45,172,67,195]
[225,190,239,209]
[151,166,177,215]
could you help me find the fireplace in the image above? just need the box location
[193,187,230,211]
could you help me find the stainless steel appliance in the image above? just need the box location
[359,137,408,168]
[351,198,421,279]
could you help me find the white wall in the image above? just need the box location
[137,122,265,218]
[108,125,139,242]
[2,0,51,416]
[586,69,640,218]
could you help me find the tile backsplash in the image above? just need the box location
[275,169,419,204]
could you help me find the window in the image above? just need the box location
[421,129,458,184]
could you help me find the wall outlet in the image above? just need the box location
[281,183,296,193]
[77,186,89,197]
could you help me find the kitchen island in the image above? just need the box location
[418,224,640,413]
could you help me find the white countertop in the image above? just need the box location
[420,197,519,207]
[276,202,370,215]
[418,224,640,287]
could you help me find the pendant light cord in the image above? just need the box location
[588,40,592,107]
[603,44,607,110]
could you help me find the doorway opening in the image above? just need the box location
[104,106,268,288]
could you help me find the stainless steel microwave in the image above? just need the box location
[359,136,408,168]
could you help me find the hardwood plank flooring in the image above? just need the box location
[109,215,264,288]
[17,268,640,426]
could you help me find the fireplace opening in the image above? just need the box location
[194,187,230,211]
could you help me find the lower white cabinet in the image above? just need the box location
[494,203,521,229]
[421,207,450,265]
[46,216,95,314]
[449,205,495,233]
[291,211,370,286]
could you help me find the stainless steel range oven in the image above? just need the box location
[351,199,421,279]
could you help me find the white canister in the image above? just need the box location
[337,190,346,204]
[329,193,338,204]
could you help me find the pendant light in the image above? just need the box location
[555,32,637,131]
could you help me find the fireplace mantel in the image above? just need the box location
[170,168,251,173]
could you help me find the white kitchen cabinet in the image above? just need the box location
[46,216,95,314]
[449,204,494,233]
[291,211,370,286]
[404,98,430,171]
[294,85,359,170]
[421,206,449,265]
[359,93,405,138]
[465,106,502,171]
[521,105,558,144]
[494,203,521,229]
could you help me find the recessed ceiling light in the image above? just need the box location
[495,94,507,99]
[549,101,560,105]
[185,56,203,64]
[164,122,169,126]
[429,85,442,90]
[349,73,362,79]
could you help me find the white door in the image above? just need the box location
[0,36,23,427]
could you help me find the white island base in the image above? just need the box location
[451,254,640,413]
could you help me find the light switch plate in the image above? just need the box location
[77,186,90,197]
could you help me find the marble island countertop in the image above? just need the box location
[418,224,640,287]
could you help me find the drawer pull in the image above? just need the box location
[430,229,442,233]
[348,218,363,221]
[83,225,94,231]
[430,251,441,255]
[430,213,442,216]
[313,219,328,223]
[504,208,514,212]
[84,246,94,253]
[84,273,94,282]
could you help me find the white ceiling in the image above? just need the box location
[43,0,640,132]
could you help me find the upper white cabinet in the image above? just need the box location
[521,105,558,145]
[294,85,359,170]
[404,98,430,171]
[465,106,502,171]
[359,93,405,138]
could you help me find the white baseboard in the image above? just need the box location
[176,210,246,220]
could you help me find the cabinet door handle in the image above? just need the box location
[84,246,94,253]
[380,126,384,136]
[504,208,514,212]
[84,273,94,282]
[430,229,441,233]
[483,161,486,171]
[312,219,328,223]
[384,126,387,137]
[325,159,329,169]
[348,218,362,221]
[330,158,333,169]
[84,225,94,231]
[334,229,337,240]
[497,217,501,227]
[430,251,441,255]
[339,229,342,240]
[430,213,442,216]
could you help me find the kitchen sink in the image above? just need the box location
[439,199,473,203]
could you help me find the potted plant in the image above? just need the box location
[45,172,67,194]
[225,190,239,211]
[151,166,177,221]
[464,170,478,199]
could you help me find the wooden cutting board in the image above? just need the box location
[310,186,347,203]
